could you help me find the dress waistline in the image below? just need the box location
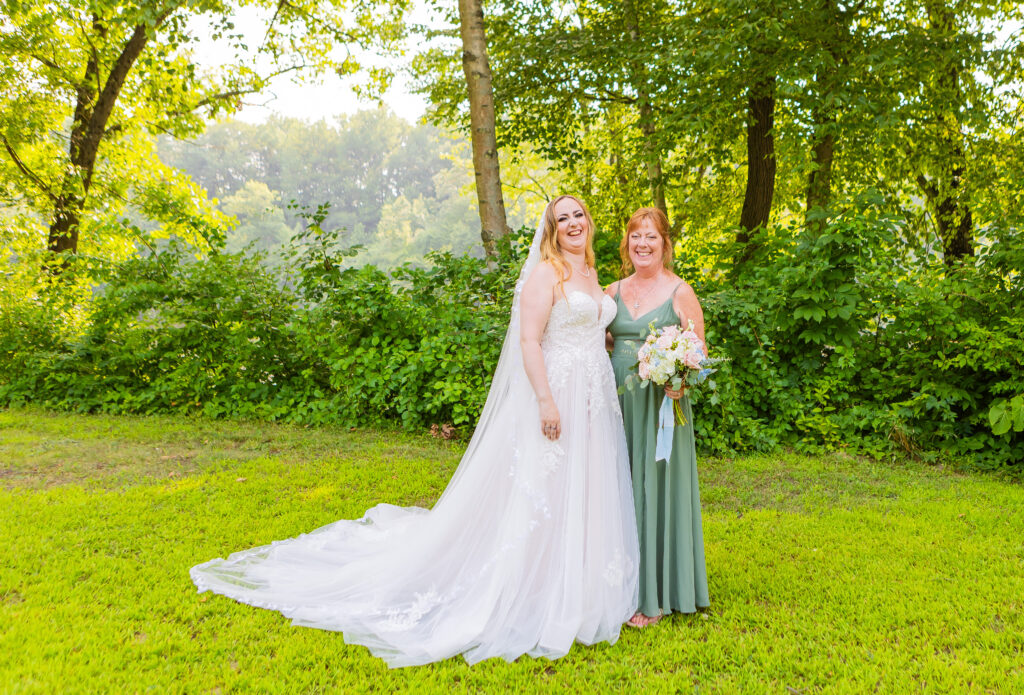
[611,339,642,359]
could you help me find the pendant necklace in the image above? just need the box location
[632,276,659,311]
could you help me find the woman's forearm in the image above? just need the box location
[521,340,554,404]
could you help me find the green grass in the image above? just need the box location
[2,407,1022,693]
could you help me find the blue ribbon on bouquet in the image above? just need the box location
[655,396,675,463]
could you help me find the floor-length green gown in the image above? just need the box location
[608,285,710,617]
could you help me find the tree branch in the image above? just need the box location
[260,0,288,54]
[24,51,78,87]
[77,19,157,179]
[916,174,938,202]
[274,0,364,46]
[0,135,57,202]
[159,63,311,120]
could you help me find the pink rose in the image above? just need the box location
[639,361,651,380]
[681,330,701,345]
[683,350,703,370]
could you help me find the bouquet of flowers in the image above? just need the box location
[623,320,724,426]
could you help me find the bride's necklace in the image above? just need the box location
[571,263,591,278]
[631,275,660,310]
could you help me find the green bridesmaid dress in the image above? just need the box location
[608,284,710,617]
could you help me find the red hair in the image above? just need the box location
[619,207,673,277]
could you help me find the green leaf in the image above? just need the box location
[989,400,1010,436]
[1011,395,1024,433]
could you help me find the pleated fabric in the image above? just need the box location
[607,288,710,617]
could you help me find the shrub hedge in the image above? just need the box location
[2,203,1021,469]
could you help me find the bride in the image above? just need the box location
[191,195,639,667]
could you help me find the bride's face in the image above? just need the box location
[628,219,665,271]
[553,197,589,254]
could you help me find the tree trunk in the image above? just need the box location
[918,166,973,261]
[923,0,973,264]
[47,21,151,260]
[805,125,835,228]
[458,0,510,261]
[805,66,838,236]
[937,157,973,260]
[735,76,776,267]
[805,0,855,236]
[638,99,667,217]
[623,0,668,218]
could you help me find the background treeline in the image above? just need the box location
[157,113,489,267]
[1,0,1022,469]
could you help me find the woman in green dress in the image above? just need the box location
[605,207,709,628]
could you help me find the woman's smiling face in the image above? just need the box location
[553,197,589,253]
[628,218,664,270]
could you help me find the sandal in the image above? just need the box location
[627,611,664,628]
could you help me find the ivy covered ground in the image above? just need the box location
[2,408,1022,693]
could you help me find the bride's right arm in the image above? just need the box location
[520,263,560,440]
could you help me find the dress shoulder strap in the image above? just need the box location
[667,282,687,324]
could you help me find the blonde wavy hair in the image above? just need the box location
[540,195,596,294]
[619,206,673,277]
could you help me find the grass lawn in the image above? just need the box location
[1,407,1022,693]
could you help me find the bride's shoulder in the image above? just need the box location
[520,261,559,312]
[523,260,559,288]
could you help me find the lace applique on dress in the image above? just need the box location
[541,292,620,423]
[602,551,635,588]
[381,588,446,632]
[189,285,640,668]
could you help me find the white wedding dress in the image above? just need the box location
[191,219,639,668]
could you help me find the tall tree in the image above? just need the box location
[44,11,169,257]
[917,0,973,263]
[421,0,684,232]
[623,0,668,217]
[724,0,793,268]
[458,0,511,260]
[0,0,407,267]
[735,76,776,266]
[804,0,847,232]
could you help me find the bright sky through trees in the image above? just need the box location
[187,5,429,124]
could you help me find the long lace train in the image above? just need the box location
[191,273,639,668]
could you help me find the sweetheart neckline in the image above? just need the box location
[561,290,614,322]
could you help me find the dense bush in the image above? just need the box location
[692,201,1024,469]
[0,224,523,433]
[1,244,307,419]
[1,210,1021,469]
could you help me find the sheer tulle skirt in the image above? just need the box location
[191,352,638,667]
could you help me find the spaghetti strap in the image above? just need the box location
[670,282,686,326]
